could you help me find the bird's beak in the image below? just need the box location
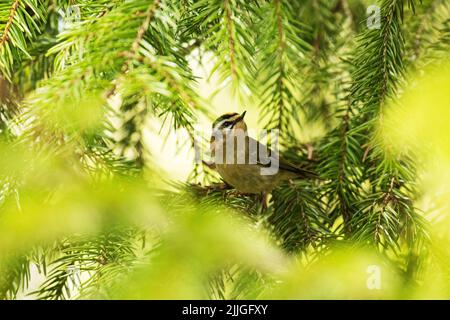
[238,110,246,121]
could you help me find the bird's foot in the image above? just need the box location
[203,182,232,193]
[258,192,269,213]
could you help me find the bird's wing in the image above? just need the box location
[247,136,318,179]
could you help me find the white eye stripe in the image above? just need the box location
[218,116,241,128]
[215,119,233,129]
[212,114,243,130]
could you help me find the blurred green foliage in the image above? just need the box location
[2,68,450,298]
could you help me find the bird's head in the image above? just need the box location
[212,111,247,134]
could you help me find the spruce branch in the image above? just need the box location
[122,0,161,74]
[256,0,311,138]
[341,0,428,276]
[0,0,20,47]
[223,0,237,80]
[0,0,48,79]
[187,0,258,94]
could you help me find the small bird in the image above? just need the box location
[208,111,317,194]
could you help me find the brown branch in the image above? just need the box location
[223,0,237,79]
[338,108,352,232]
[362,144,371,162]
[275,0,285,132]
[106,0,161,99]
[374,176,396,243]
[338,109,350,182]
[379,0,399,116]
[122,0,162,73]
[0,0,21,47]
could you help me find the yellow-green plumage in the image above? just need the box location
[210,112,317,193]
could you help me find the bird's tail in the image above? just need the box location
[279,161,321,180]
[294,167,321,180]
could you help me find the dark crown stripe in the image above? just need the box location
[212,113,239,128]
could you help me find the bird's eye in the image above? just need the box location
[223,121,232,127]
